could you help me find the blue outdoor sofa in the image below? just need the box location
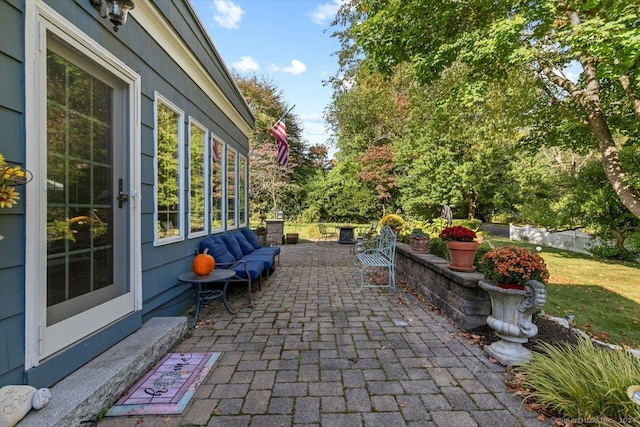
[199,229,280,303]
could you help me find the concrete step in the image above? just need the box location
[18,316,187,427]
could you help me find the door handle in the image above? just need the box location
[117,178,129,208]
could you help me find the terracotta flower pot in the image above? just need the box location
[410,237,429,253]
[446,241,478,272]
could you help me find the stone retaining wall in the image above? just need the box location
[395,243,490,330]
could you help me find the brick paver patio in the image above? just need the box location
[98,242,551,426]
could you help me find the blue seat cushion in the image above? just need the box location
[242,253,274,270]
[199,236,235,264]
[240,228,262,250]
[253,246,280,257]
[234,232,256,255]
[220,233,244,260]
[224,260,263,280]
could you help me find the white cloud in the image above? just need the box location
[213,0,244,29]
[300,113,324,122]
[310,0,347,25]
[303,120,327,137]
[282,59,307,75]
[232,56,260,72]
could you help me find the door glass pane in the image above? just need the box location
[156,102,181,238]
[46,48,118,325]
[227,148,236,228]
[189,122,206,234]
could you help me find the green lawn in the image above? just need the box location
[485,237,640,348]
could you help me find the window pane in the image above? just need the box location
[189,122,206,234]
[211,138,223,230]
[239,156,247,226]
[156,102,181,239]
[227,148,236,228]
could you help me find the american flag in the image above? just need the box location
[268,116,289,167]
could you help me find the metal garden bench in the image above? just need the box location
[353,225,397,292]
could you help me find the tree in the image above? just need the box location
[335,0,640,219]
[234,74,309,219]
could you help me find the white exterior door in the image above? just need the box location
[25,2,141,366]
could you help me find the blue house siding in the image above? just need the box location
[0,0,26,387]
[0,0,254,387]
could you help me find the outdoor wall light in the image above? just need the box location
[89,0,135,32]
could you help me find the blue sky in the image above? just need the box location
[190,0,346,149]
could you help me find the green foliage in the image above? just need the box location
[588,242,638,263]
[428,237,448,260]
[515,337,640,425]
[333,0,640,223]
[474,243,493,267]
[451,219,482,232]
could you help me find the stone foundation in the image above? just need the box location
[395,243,490,330]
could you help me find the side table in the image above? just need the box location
[178,269,236,327]
[338,226,356,244]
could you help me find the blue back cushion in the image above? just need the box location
[220,233,243,260]
[240,228,262,250]
[199,236,235,264]
[234,232,255,255]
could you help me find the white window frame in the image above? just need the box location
[210,135,226,233]
[238,154,248,228]
[187,117,209,239]
[226,146,238,230]
[153,92,185,246]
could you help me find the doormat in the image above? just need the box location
[106,352,220,416]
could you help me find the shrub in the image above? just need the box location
[589,242,638,262]
[428,237,449,260]
[474,243,493,267]
[514,337,640,425]
[380,214,405,229]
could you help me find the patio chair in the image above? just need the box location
[317,223,337,243]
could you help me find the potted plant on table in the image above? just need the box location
[409,228,430,253]
[380,214,405,239]
[438,225,478,271]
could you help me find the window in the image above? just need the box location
[226,147,236,229]
[154,94,184,244]
[210,135,224,232]
[188,119,207,237]
[238,155,247,227]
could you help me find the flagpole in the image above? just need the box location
[277,104,295,123]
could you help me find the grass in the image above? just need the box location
[513,337,640,425]
[484,237,640,348]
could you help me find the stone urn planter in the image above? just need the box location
[478,279,547,365]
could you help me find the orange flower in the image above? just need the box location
[479,246,549,286]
